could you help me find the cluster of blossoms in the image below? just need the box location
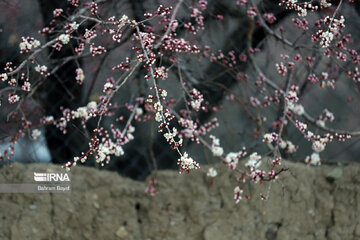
[68,0,79,7]
[185,6,205,34]
[263,132,279,143]
[19,37,40,53]
[203,47,241,68]
[34,65,49,76]
[22,81,31,92]
[153,67,168,80]
[250,96,260,107]
[58,34,71,44]
[279,0,319,17]
[292,17,309,31]
[53,8,63,18]
[323,109,335,121]
[112,57,131,71]
[316,109,335,127]
[275,62,287,76]
[145,178,157,196]
[178,117,219,144]
[292,118,351,166]
[90,44,107,56]
[177,152,200,174]
[312,140,326,153]
[95,139,125,166]
[246,153,267,183]
[314,16,345,48]
[8,93,20,104]
[224,148,247,170]
[0,118,32,162]
[245,152,262,169]
[103,15,130,43]
[188,88,204,111]
[210,135,224,157]
[295,120,308,133]
[321,0,332,8]
[103,78,115,96]
[318,71,335,88]
[278,139,297,154]
[285,85,299,103]
[64,122,135,170]
[234,186,244,204]
[84,28,97,43]
[163,127,183,149]
[0,71,32,99]
[90,1,98,15]
[71,101,98,125]
[8,78,17,86]
[263,13,277,24]
[160,37,200,54]
[288,103,304,116]
[75,68,85,84]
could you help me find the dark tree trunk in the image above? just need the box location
[38,0,86,164]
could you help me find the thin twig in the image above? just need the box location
[154,0,184,50]
[97,61,141,128]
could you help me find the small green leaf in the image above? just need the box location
[327,167,343,180]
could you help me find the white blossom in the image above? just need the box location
[305,152,321,166]
[154,102,163,112]
[316,119,325,127]
[135,107,143,116]
[286,140,297,153]
[161,90,167,98]
[225,152,238,163]
[69,22,79,30]
[87,101,97,110]
[210,135,223,157]
[312,141,326,152]
[155,112,162,122]
[128,125,135,133]
[75,68,85,84]
[293,104,304,115]
[0,73,8,82]
[245,152,261,169]
[278,139,287,149]
[31,129,41,140]
[8,94,20,104]
[234,186,243,204]
[299,8,307,17]
[58,34,70,44]
[212,146,224,157]
[207,167,217,177]
[321,0,331,7]
[35,65,48,73]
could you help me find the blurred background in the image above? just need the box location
[0,0,359,180]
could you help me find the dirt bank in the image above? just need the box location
[0,161,359,240]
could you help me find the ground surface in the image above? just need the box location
[0,161,359,240]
